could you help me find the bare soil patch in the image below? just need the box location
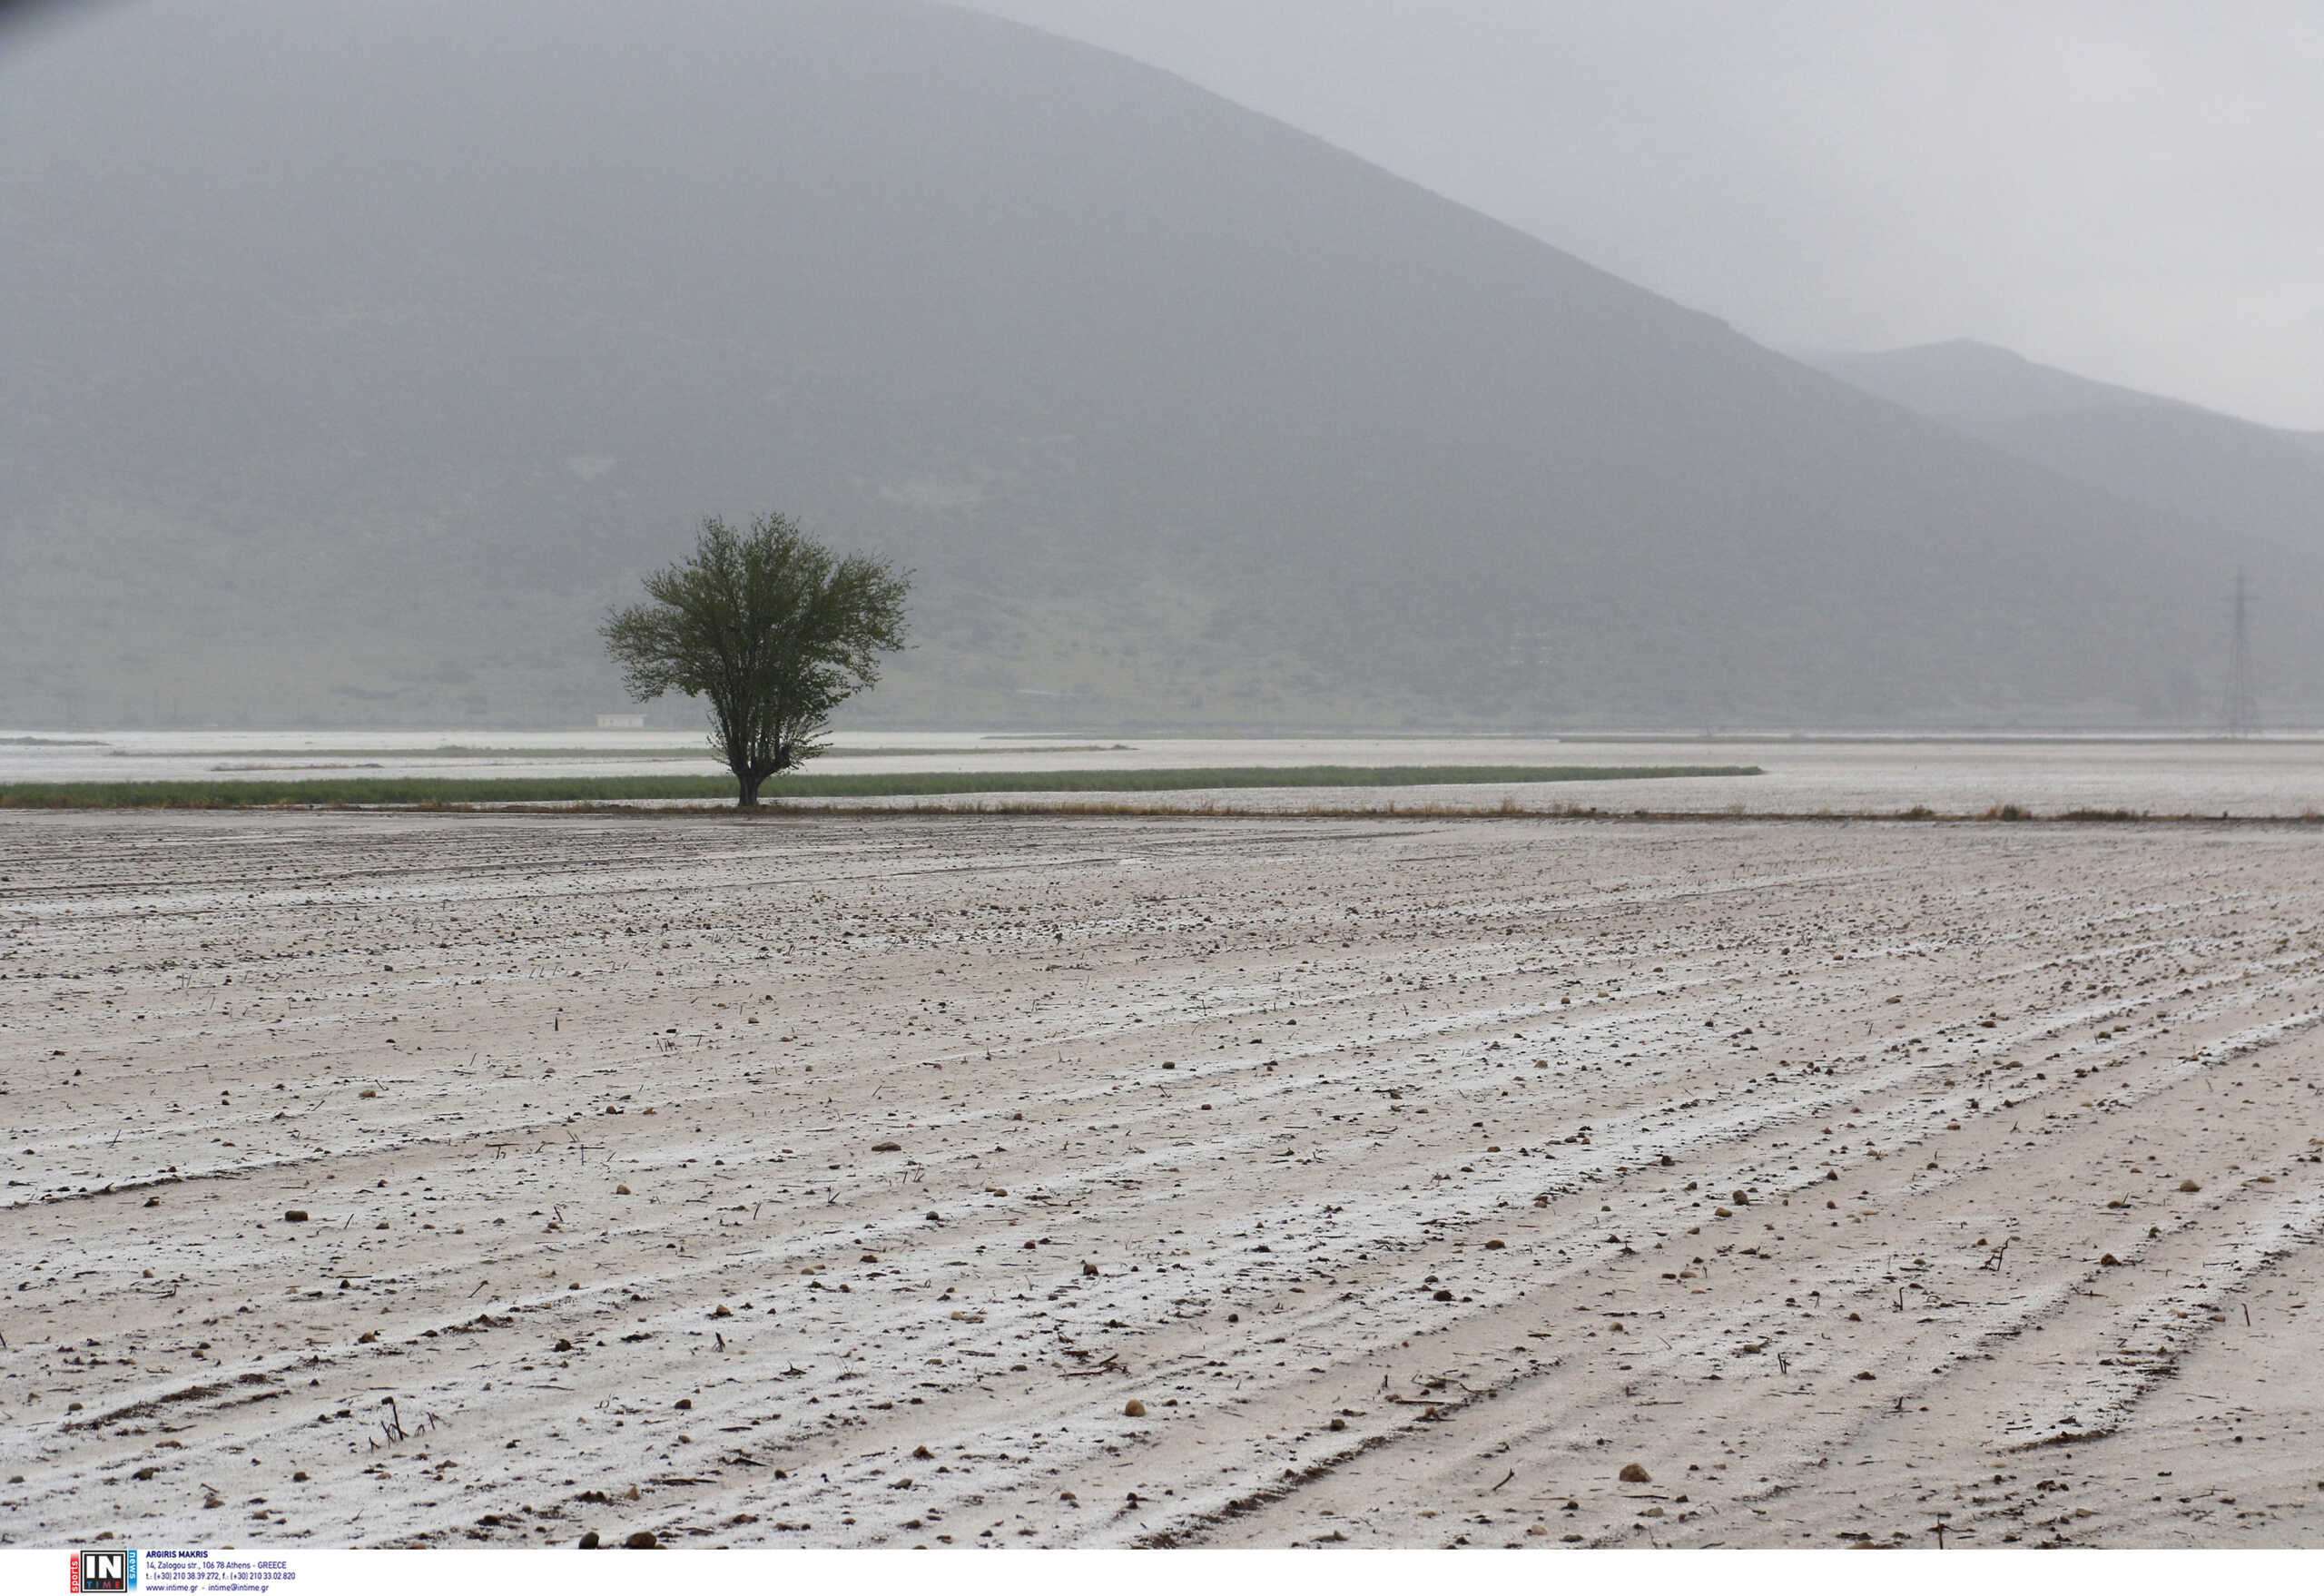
[5,810,2323,1548]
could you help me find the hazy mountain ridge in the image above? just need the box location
[0,0,2284,728]
[1807,340,2191,424]
[1811,341,2324,714]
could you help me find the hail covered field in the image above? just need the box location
[5,807,2324,1550]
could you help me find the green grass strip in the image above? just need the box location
[0,764,1759,809]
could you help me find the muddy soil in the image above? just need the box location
[5,809,2323,1548]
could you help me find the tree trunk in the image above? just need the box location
[735,769,763,808]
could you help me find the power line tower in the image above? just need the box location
[2223,567,2258,738]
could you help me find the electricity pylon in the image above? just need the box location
[2222,567,2257,739]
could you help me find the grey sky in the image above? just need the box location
[962,0,2324,429]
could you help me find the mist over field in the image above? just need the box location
[5,0,2317,731]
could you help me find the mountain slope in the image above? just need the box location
[1810,342,2324,714]
[0,0,2270,728]
[1807,340,2190,425]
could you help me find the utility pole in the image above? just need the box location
[2223,567,2257,739]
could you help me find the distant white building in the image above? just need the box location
[596,713,646,730]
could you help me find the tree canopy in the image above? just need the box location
[603,513,910,806]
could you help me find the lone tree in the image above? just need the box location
[603,513,910,807]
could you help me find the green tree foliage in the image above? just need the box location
[603,513,910,806]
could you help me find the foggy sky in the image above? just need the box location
[961,0,2324,429]
[4,0,2315,429]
